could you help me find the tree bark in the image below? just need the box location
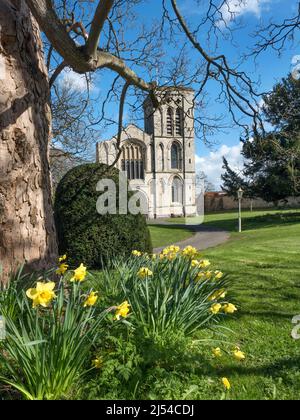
[0,0,57,281]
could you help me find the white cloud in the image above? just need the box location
[196,143,244,190]
[219,0,271,25]
[60,69,91,92]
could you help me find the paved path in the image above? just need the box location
[152,222,230,254]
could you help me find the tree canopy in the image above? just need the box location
[221,74,300,204]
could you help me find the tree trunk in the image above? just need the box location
[0,0,58,281]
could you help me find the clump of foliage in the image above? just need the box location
[54,163,152,268]
[0,261,107,400]
[92,245,236,341]
[0,247,240,400]
[222,74,300,204]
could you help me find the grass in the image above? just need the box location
[148,208,300,399]
[148,224,194,248]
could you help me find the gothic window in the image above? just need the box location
[172,176,183,203]
[121,142,145,180]
[171,142,182,170]
[166,107,173,135]
[175,108,183,136]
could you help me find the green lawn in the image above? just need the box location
[148,224,194,248]
[149,209,300,399]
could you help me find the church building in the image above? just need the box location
[96,87,197,218]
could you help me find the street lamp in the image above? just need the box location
[237,187,244,233]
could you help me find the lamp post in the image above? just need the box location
[237,187,244,233]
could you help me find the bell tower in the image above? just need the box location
[143,87,196,218]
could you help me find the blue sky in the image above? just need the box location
[60,0,300,189]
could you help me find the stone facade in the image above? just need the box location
[96,87,197,218]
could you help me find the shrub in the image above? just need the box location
[54,163,152,269]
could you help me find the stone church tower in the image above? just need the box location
[96,87,197,218]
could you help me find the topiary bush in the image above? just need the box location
[54,163,152,268]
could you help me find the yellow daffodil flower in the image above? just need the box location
[169,245,180,253]
[55,263,68,276]
[70,263,87,282]
[83,291,98,307]
[210,303,222,315]
[223,303,237,314]
[208,289,227,301]
[115,301,130,320]
[222,377,231,390]
[58,254,67,262]
[92,357,103,369]
[199,259,211,268]
[167,252,177,261]
[182,245,197,258]
[132,250,142,257]
[137,267,153,278]
[214,270,224,280]
[191,260,200,267]
[26,282,56,308]
[233,348,246,361]
[196,272,206,281]
[212,347,222,358]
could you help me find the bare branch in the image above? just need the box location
[86,0,115,56]
[49,61,67,87]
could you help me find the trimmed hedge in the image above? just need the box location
[54,163,152,268]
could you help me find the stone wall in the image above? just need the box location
[204,193,300,212]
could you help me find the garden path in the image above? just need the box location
[152,221,230,254]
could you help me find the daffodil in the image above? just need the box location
[196,272,206,282]
[199,259,211,268]
[222,377,231,390]
[92,357,103,369]
[169,245,180,253]
[233,347,246,361]
[208,289,227,301]
[162,245,180,255]
[137,267,153,278]
[58,254,67,262]
[132,250,142,257]
[222,303,237,314]
[191,260,200,267]
[26,282,56,308]
[70,263,87,282]
[212,347,222,358]
[84,291,98,307]
[56,263,68,275]
[115,301,130,320]
[167,252,176,261]
[210,303,222,315]
[214,270,224,280]
[182,245,197,258]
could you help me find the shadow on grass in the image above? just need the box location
[203,212,300,233]
[209,355,300,377]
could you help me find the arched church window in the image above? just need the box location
[172,176,183,203]
[171,142,182,170]
[166,107,173,135]
[121,142,145,180]
[175,108,183,136]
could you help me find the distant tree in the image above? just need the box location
[221,158,250,199]
[221,74,300,205]
[197,172,216,192]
